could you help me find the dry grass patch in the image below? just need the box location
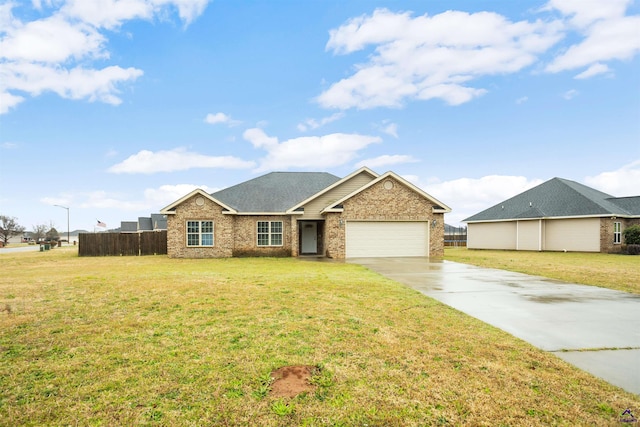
[1,247,638,426]
[445,247,640,295]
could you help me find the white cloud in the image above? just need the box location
[419,84,487,106]
[243,128,279,148]
[78,190,151,211]
[562,89,579,100]
[105,148,118,158]
[0,91,24,113]
[515,96,529,104]
[244,128,381,172]
[108,148,255,174]
[574,62,611,79]
[40,196,72,207]
[375,121,398,138]
[2,62,144,105]
[355,154,418,169]
[61,0,209,29]
[0,15,107,63]
[0,1,210,114]
[145,184,215,207]
[319,4,640,110]
[61,0,154,30]
[542,0,631,29]
[41,182,217,231]
[423,175,544,225]
[1,142,18,149]
[158,0,210,27]
[318,8,563,109]
[204,112,241,126]
[297,112,345,132]
[584,159,640,197]
[544,1,640,74]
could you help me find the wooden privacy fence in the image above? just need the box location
[444,233,467,247]
[79,231,167,256]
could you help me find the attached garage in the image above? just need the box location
[544,218,600,252]
[345,221,429,258]
[467,221,517,250]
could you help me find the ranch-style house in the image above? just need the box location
[160,167,451,259]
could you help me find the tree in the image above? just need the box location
[0,215,26,244]
[46,226,60,241]
[32,223,48,243]
[623,224,640,245]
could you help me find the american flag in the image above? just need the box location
[97,220,107,228]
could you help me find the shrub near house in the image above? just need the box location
[623,224,640,254]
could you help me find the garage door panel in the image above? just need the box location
[346,221,429,257]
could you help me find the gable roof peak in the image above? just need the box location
[322,170,452,213]
[286,167,380,213]
[159,188,237,214]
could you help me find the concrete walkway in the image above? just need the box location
[349,257,640,395]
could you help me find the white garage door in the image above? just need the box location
[346,221,429,258]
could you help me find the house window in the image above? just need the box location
[257,221,283,246]
[186,220,214,246]
[613,222,621,244]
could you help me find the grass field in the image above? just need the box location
[445,247,640,295]
[1,247,639,426]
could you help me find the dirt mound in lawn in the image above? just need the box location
[269,365,317,398]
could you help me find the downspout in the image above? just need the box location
[538,219,543,251]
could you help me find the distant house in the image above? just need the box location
[120,221,138,233]
[160,167,451,259]
[138,217,153,231]
[120,214,167,233]
[21,232,36,243]
[151,214,167,230]
[464,177,640,253]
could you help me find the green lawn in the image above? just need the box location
[445,247,640,295]
[1,247,638,426]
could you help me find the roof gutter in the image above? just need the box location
[465,213,640,223]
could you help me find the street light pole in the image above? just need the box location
[54,205,70,244]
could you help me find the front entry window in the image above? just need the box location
[614,222,621,244]
[257,221,283,246]
[187,220,214,246]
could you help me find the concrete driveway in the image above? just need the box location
[349,257,640,395]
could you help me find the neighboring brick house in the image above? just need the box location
[160,167,451,259]
[464,177,640,253]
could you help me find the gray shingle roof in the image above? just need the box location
[120,221,138,232]
[464,177,640,222]
[150,213,167,230]
[212,172,341,212]
[608,196,640,215]
[138,217,153,231]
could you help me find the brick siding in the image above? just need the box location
[167,178,447,259]
[601,217,640,253]
[166,195,233,258]
[231,215,292,257]
[324,177,445,258]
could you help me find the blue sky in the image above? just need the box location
[1,0,639,232]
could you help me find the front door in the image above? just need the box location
[301,222,317,254]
